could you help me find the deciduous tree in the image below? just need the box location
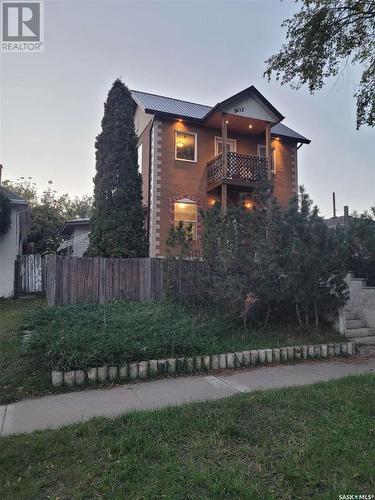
[265,0,375,128]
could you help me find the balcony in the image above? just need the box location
[207,152,268,190]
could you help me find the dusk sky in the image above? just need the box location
[1,0,374,217]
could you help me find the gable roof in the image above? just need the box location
[131,88,310,144]
[0,186,28,205]
[203,85,284,123]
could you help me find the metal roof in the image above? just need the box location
[271,123,310,144]
[131,89,310,143]
[0,186,28,204]
[131,90,211,120]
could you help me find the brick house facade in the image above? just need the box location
[132,86,310,257]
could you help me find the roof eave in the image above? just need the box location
[272,132,311,144]
[147,109,203,123]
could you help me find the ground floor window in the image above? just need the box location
[174,200,197,240]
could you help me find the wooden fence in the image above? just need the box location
[44,256,209,306]
[44,256,165,306]
[14,254,45,295]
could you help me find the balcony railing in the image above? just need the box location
[207,152,268,188]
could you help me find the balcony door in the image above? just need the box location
[215,137,237,157]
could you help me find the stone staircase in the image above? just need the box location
[343,308,375,347]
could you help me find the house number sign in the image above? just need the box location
[234,107,245,113]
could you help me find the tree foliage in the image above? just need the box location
[2,178,93,254]
[265,0,375,128]
[168,186,349,329]
[0,191,11,235]
[87,79,148,257]
[346,206,375,284]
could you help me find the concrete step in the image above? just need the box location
[344,310,359,320]
[352,336,375,345]
[346,319,366,329]
[346,327,375,338]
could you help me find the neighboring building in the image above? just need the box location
[131,85,310,257]
[58,218,91,257]
[0,186,28,297]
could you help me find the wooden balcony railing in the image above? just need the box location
[207,152,268,188]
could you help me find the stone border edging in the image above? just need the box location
[51,342,356,387]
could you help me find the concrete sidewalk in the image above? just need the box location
[1,357,374,436]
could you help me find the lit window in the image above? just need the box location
[257,144,276,174]
[137,144,143,174]
[174,200,197,240]
[175,131,197,162]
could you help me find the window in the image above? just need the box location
[174,200,197,240]
[175,131,197,162]
[215,137,237,156]
[257,144,276,174]
[137,144,143,174]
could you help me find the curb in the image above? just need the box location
[52,342,356,387]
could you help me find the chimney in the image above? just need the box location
[332,192,336,218]
[0,164,2,185]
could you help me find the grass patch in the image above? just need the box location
[1,374,374,499]
[25,300,343,370]
[0,297,52,405]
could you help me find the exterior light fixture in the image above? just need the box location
[248,124,253,129]
[244,200,252,209]
[225,120,229,124]
[276,137,280,140]
[178,118,183,122]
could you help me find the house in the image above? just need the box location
[131,85,310,257]
[0,186,28,297]
[57,218,91,257]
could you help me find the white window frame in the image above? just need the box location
[214,136,237,156]
[257,144,276,174]
[174,199,197,240]
[137,143,143,174]
[175,130,197,163]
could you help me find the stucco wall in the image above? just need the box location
[0,206,21,297]
[346,273,375,328]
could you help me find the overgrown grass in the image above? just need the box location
[1,374,374,499]
[0,297,52,405]
[25,300,344,371]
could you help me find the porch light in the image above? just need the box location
[178,118,183,122]
[244,200,253,209]
[276,137,280,140]
[248,124,253,129]
[225,120,229,124]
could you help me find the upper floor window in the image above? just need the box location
[174,200,197,240]
[257,144,276,174]
[137,144,143,174]
[215,137,237,156]
[175,131,197,162]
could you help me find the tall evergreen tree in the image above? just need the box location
[88,79,148,257]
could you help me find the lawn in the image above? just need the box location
[1,374,374,499]
[0,298,343,404]
[0,296,52,405]
[25,300,343,371]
